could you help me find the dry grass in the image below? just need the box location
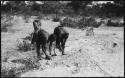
[1,62,24,77]
[11,57,40,70]
[16,39,32,51]
[16,32,35,52]
[1,66,17,77]
[1,57,40,77]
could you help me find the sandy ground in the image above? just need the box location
[1,16,124,77]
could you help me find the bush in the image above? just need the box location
[119,22,124,26]
[23,58,40,70]
[85,17,102,28]
[77,17,88,29]
[61,16,103,29]
[90,21,102,28]
[107,19,123,27]
[16,32,36,51]
[53,17,60,22]
[1,66,17,77]
[16,39,32,52]
[1,62,23,77]
[1,15,14,32]
[1,57,40,77]
[94,21,103,28]
[81,17,103,28]
[61,17,79,28]
[11,58,40,71]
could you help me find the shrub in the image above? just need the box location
[119,22,124,26]
[1,57,40,77]
[16,39,32,52]
[1,15,14,32]
[53,17,60,22]
[1,66,17,77]
[61,17,79,28]
[16,32,36,51]
[89,21,102,28]
[85,27,94,36]
[77,17,88,29]
[1,62,23,77]
[85,17,102,28]
[94,21,103,28]
[107,19,122,27]
[61,16,102,29]
[11,58,40,71]
[23,58,40,70]
[81,17,103,28]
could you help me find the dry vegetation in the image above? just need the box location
[1,14,124,77]
[1,15,14,32]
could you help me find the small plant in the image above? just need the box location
[16,39,32,52]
